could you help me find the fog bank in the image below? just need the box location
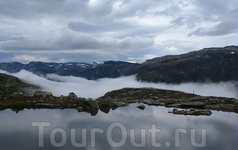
[1,70,237,99]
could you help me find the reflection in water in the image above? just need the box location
[0,104,237,150]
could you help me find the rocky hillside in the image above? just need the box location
[131,46,238,83]
[0,73,39,98]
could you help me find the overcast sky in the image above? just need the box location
[0,0,237,63]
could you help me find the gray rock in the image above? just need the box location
[59,95,66,100]
[100,107,110,114]
[188,96,208,101]
[153,100,162,105]
[165,103,181,108]
[142,99,153,105]
[11,92,24,98]
[204,104,221,110]
[180,102,206,108]
[159,103,165,106]
[76,107,83,112]
[68,92,78,100]
[90,109,99,116]
[220,104,235,111]
[164,99,178,105]
[98,98,111,107]
[111,102,128,108]
[234,99,238,105]
[88,99,99,110]
[137,104,145,109]
[235,106,238,112]
[169,109,212,116]
[33,91,53,98]
[151,96,159,100]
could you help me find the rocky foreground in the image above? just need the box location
[0,87,238,116]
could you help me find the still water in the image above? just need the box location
[0,103,237,150]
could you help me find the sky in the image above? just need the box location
[0,0,237,63]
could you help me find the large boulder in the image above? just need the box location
[137,104,145,110]
[33,91,53,98]
[68,92,78,100]
[100,107,110,114]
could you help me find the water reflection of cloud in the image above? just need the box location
[0,104,237,150]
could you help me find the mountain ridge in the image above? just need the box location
[0,45,238,83]
[133,45,238,83]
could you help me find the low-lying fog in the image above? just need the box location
[1,70,237,99]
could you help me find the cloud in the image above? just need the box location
[0,29,154,53]
[188,19,238,36]
[12,55,50,62]
[1,70,237,99]
[187,0,238,36]
[144,54,158,60]
[0,0,237,62]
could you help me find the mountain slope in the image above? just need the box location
[0,73,39,97]
[131,46,238,83]
[0,45,238,83]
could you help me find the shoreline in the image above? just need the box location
[1,88,237,116]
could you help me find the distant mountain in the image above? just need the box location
[131,46,238,83]
[0,61,139,80]
[0,45,238,83]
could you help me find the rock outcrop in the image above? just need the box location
[11,92,24,98]
[137,104,145,110]
[1,85,238,116]
[98,88,238,114]
[68,92,78,100]
[33,91,53,98]
[169,109,212,116]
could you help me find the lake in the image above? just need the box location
[0,103,237,150]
